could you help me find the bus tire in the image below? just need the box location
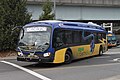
[64,51,73,64]
[99,46,103,56]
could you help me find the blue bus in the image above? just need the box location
[107,33,117,47]
[16,20,107,63]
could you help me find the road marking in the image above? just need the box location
[105,52,120,54]
[0,61,52,80]
[113,58,120,62]
[109,58,120,62]
[95,56,110,59]
[34,63,120,72]
[100,75,120,80]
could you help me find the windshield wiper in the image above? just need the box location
[19,42,26,46]
[44,42,49,45]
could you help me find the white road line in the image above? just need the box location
[105,52,120,54]
[95,56,110,59]
[0,61,52,80]
[113,58,120,62]
[100,75,120,80]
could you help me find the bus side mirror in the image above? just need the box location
[12,26,22,31]
[11,26,24,39]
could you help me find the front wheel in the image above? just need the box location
[64,51,73,64]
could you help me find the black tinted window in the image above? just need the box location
[73,31,82,44]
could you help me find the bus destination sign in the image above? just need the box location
[26,27,47,32]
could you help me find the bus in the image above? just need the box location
[107,33,117,47]
[16,20,107,63]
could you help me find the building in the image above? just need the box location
[26,0,120,34]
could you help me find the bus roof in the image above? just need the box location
[25,20,106,32]
[107,32,115,36]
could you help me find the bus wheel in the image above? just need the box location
[99,46,103,56]
[65,51,72,64]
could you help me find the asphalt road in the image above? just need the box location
[0,46,120,80]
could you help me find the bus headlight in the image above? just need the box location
[43,52,51,57]
[18,52,23,56]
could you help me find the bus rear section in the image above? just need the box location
[107,33,117,47]
[52,27,108,64]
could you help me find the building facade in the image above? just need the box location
[26,0,120,34]
[27,0,120,20]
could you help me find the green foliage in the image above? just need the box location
[39,0,54,20]
[0,0,32,51]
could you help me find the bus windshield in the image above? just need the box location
[18,26,51,52]
[107,36,116,41]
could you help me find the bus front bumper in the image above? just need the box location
[17,56,53,63]
[17,53,54,63]
[17,57,40,62]
[108,43,116,47]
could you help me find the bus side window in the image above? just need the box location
[64,30,72,45]
[73,31,82,45]
[98,33,102,43]
[103,33,106,39]
[55,37,64,47]
[93,33,97,44]
[83,31,91,44]
[53,29,64,48]
[102,33,107,43]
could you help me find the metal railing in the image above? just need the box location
[27,0,120,6]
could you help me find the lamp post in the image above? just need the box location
[53,0,56,19]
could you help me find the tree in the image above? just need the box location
[39,0,54,20]
[0,0,32,51]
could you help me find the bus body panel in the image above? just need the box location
[71,45,91,59]
[53,43,106,63]
[53,48,67,63]
[70,44,100,59]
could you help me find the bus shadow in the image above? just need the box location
[23,53,120,69]
[23,56,98,69]
[68,53,120,67]
[23,62,64,69]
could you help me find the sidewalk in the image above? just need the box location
[0,55,17,61]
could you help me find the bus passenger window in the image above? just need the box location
[83,31,91,44]
[64,30,72,45]
[53,29,64,48]
[73,31,82,44]
[93,33,97,44]
[98,33,102,43]
[102,33,106,39]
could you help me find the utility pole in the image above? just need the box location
[53,0,56,19]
